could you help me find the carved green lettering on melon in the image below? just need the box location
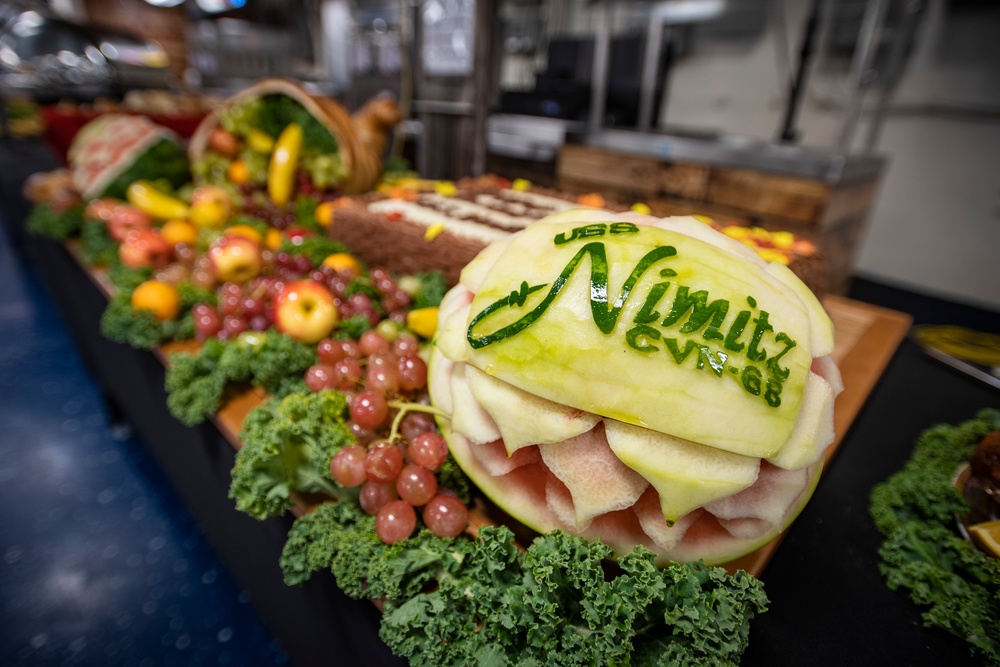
[467,223,799,408]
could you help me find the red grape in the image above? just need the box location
[422,494,469,538]
[346,420,377,446]
[397,355,428,392]
[367,349,397,369]
[365,441,403,483]
[396,464,437,506]
[304,364,338,392]
[350,391,388,429]
[399,412,436,441]
[316,338,347,364]
[376,500,416,544]
[192,304,222,340]
[330,445,367,487]
[408,432,448,471]
[359,330,389,356]
[346,293,374,313]
[359,481,398,515]
[221,315,247,338]
[391,333,420,357]
[365,366,399,396]
[333,358,363,390]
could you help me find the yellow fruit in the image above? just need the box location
[227,160,250,185]
[126,180,189,220]
[969,519,1000,557]
[268,122,303,206]
[190,200,227,229]
[160,219,199,246]
[322,252,362,275]
[131,280,180,321]
[225,224,263,244]
[316,201,336,228]
[265,228,284,251]
[631,202,651,215]
[247,129,275,154]
[512,178,532,191]
[407,307,439,339]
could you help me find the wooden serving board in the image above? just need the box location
[719,295,911,576]
[71,242,911,576]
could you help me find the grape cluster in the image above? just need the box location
[318,327,469,545]
[330,431,468,544]
[193,278,281,340]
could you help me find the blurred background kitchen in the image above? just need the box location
[2,0,997,309]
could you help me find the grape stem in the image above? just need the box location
[386,400,449,444]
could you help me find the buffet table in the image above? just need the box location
[5,136,999,667]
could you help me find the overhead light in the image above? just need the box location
[196,0,244,12]
[144,0,186,6]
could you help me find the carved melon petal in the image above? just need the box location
[449,363,501,445]
[468,439,540,477]
[812,354,844,395]
[435,286,473,362]
[538,425,648,527]
[704,462,810,528]
[767,371,836,470]
[467,366,600,454]
[766,262,835,357]
[460,237,511,292]
[605,419,760,523]
[633,488,699,551]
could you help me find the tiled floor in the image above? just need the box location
[0,224,287,665]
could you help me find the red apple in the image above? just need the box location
[106,204,152,242]
[208,235,263,284]
[119,229,171,269]
[274,280,339,344]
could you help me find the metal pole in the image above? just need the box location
[863,0,923,153]
[587,0,612,137]
[637,5,665,131]
[837,0,889,152]
[776,0,826,143]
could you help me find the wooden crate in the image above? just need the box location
[556,144,883,295]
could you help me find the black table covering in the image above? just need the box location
[4,136,999,667]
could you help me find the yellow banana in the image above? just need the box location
[126,180,189,220]
[268,123,303,207]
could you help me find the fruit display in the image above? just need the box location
[21,80,854,665]
[188,78,401,203]
[428,209,841,565]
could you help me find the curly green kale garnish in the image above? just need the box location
[869,409,1000,665]
[79,219,118,266]
[280,508,769,667]
[332,314,372,341]
[277,235,349,268]
[411,271,447,309]
[229,390,354,520]
[106,263,153,292]
[26,202,84,241]
[164,331,316,425]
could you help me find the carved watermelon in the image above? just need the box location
[428,210,841,565]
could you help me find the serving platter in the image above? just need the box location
[71,239,912,576]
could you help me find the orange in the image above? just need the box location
[265,228,284,251]
[227,159,250,185]
[322,252,362,275]
[160,219,199,246]
[131,280,180,321]
[315,201,336,228]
